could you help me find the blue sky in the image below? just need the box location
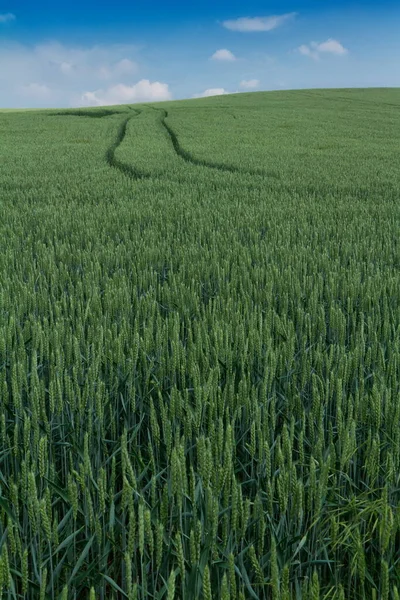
[0,0,399,107]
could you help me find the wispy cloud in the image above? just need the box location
[0,42,143,107]
[0,12,15,23]
[210,49,236,61]
[98,58,138,79]
[81,80,172,106]
[240,79,260,89]
[298,39,348,60]
[58,61,75,75]
[222,13,296,32]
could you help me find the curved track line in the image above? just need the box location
[147,106,279,180]
[50,109,126,118]
[105,110,150,180]
[49,108,149,181]
[49,105,396,199]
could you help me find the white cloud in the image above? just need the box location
[81,80,172,106]
[194,88,230,98]
[298,44,317,59]
[222,13,296,32]
[81,91,105,106]
[0,13,15,23]
[240,79,260,89]
[298,39,348,60]
[317,39,348,55]
[211,49,236,61]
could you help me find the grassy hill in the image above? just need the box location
[0,88,400,599]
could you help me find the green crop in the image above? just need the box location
[0,88,400,599]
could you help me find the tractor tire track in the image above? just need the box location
[155,106,396,199]
[48,105,396,200]
[105,110,151,181]
[50,109,126,118]
[146,106,279,180]
[49,108,150,181]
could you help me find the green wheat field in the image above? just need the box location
[0,88,400,599]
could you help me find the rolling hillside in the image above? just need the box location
[0,88,400,599]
